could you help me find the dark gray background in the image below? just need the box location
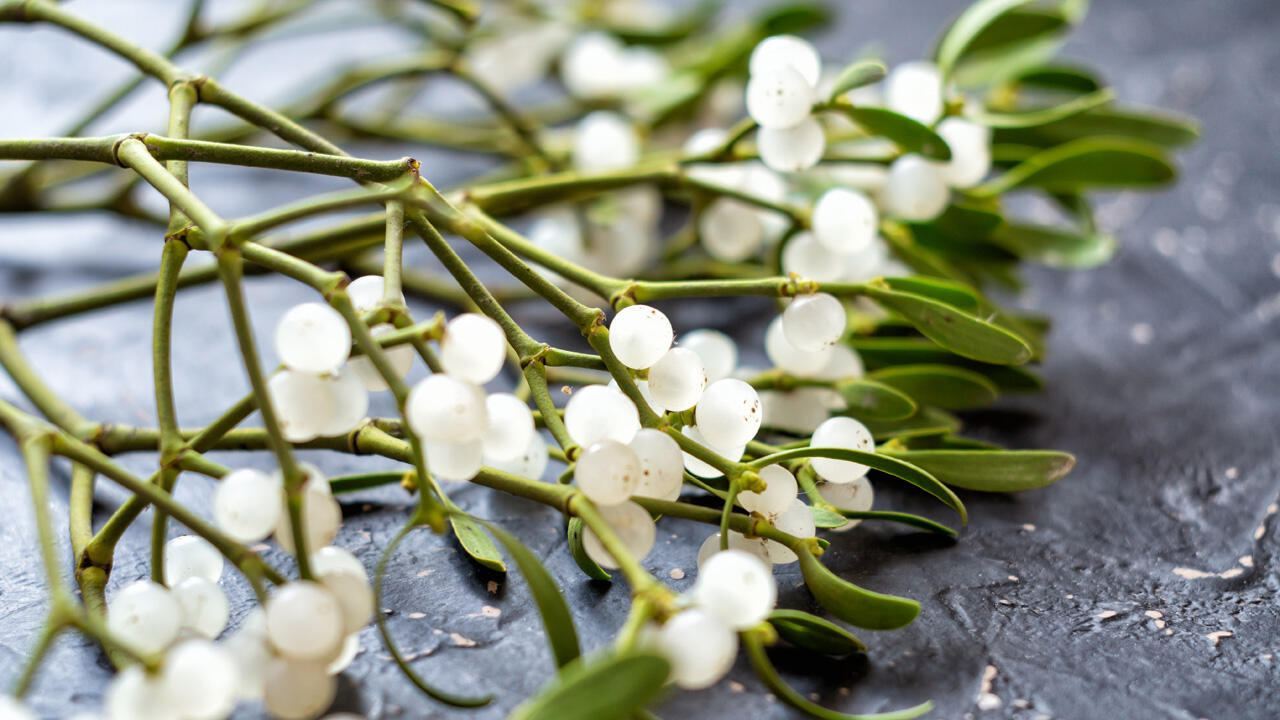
[1,1,1278,718]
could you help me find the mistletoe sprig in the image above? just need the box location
[0,0,1194,718]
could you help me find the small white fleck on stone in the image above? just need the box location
[1097,610,1118,619]
[1240,556,1254,567]
[1224,467,1239,479]
[977,694,1002,711]
[728,681,745,693]
[1205,630,1233,646]
[1007,575,1019,582]
[1145,610,1164,619]
[1220,567,1244,579]
[487,581,499,594]
[669,568,686,580]
[1155,619,1167,629]
[1021,524,1036,532]
[450,633,477,647]
[416,569,434,578]
[1130,323,1154,345]
[481,605,501,618]
[408,612,426,620]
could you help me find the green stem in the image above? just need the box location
[382,200,406,305]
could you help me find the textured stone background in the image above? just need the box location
[1,1,1278,718]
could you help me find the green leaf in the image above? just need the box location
[511,652,670,720]
[849,337,1043,393]
[951,31,1065,89]
[750,447,966,524]
[868,364,1000,410]
[744,633,932,719]
[828,60,887,99]
[970,137,1176,197]
[881,276,981,312]
[567,517,612,581]
[471,517,581,669]
[605,0,717,44]
[828,105,952,160]
[450,514,507,573]
[861,283,1033,366]
[374,526,495,707]
[862,406,961,441]
[835,378,917,421]
[837,510,958,537]
[796,550,921,630]
[1011,63,1102,93]
[990,221,1116,268]
[936,0,1040,80]
[881,449,1076,492]
[768,609,866,656]
[810,504,849,529]
[971,87,1114,129]
[993,106,1200,147]
[758,2,830,35]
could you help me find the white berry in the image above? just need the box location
[162,639,239,720]
[694,378,762,449]
[628,428,685,501]
[765,312,831,376]
[440,313,507,386]
[163,535,222,585]
[679,329,737,383]
[881,154,949,221]
[564,384,641,446]
[781,292,847,352]
[749,34,821,86]
[738,464,798,517]
[425,438,485,482]
[757,115,825,172]
[173,576,229,639]
[214,468,282,543]
[575,440,640,506]
[812,187,877,254]
[582,500,655,569]
[810,416,875,483]
[746,66,814,129]
[767,498,818,564]
[482,393,535,462]
[275,303,350,375]
[884,60,943,126]
[573,111,640,172]
[107,580,181,656]
[266,581,345,662]
[406,374,489,444]
[693,549,777,630]
[609,305,673,370]
[646,347,707,411]
[655,609,738,689]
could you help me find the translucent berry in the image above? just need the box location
[582,501,656,569]
[326,633,360,676]
[268,369,335,443]
[224,613,271,701]
[697,531,772,569]
[822,476,874,531]
[679,329,737,384]
[749,35,821,86]
[575,440,641,506]
[655,609,738,689]
[214,468,282,543]
[766,498,818,564]
[699,197,765,262]
[105,665,177,720]
[628,428,685,501]
[316,568,373,635]
[262,657,336,720]
[738,464,798,517]
[694,378,762,449]
[608,305,673,370]
[680,425,746,479]
[346,274,404,314]
[764,313,831,376]
[318,367,368,437]
[884,60,943,126]
[746,66,814,129]
[406,374,489,444]
[814,344,865,381]
[487,432,550,480]
[759,389,830,434]
[561,32,625,100]
[757,115,825,172]
[425,438,484,482]
[173,577,229,639]
[936,116,992,188]
[275,302,350,375]
[310,546,366,580]
[349,324,414,392]
[693,549,777,630]
[646,347,707,412]
[483,393,536,462]
[440,313,507,386]
[107,580,181,656]
[881,154,949,221]
[781,231,846,282]
[273,478,342,555]
[573,111,640,172]
[164,535,223,585]
[608,378,664,416]
[782,292,847,351]
[266,581,345,662]
[564,384,641,446]
[162,639,239,720]
[812,187,877,254]
[810,416,875,483]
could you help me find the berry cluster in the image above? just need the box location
[0,0,1195,718]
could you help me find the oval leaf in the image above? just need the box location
[862,406,962,441]
[849,337,1043,392]
[882,449,1076,492]
[970,137,1176,197]
[971,87,1114,129]
[881,276,982,312]
[829,105,952,160]
[450,514,507,573]
[744,634,932,719]
[796,551,921,630]
[836,378,917,421]
[751,447,966,524]
[994,106,1200,148]
[567,517,612,581]
[768,609,866,656]
[471,517,581,669]
[828,60,887,99]
[861,284,1033,366]
[810,504,849,529]
[990,221,1116,268]
[1011,64,1101,93]
[936,0,1039,79]
[869,364,1000,410]
[511,652,670,720]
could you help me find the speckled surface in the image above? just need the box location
[1,1,1278,718]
